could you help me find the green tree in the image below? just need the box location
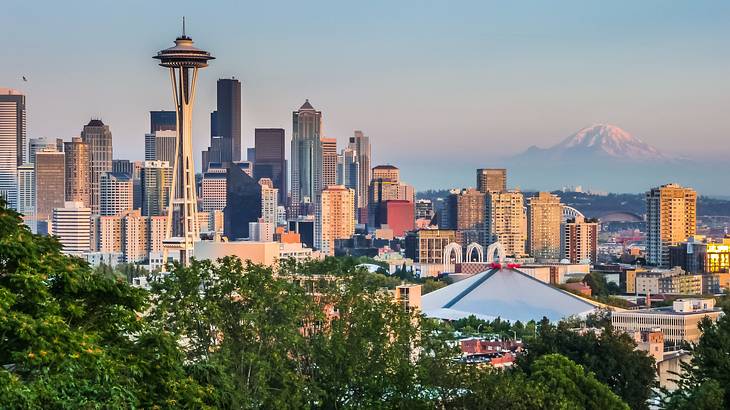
[529,354,629,410]
[0,198,205,408]
[521,319,656,409]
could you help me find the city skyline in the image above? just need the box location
[3,1,730,194]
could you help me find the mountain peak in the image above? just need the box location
[553,124,666,161]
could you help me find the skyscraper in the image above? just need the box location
[319,185,355,256]
[291,100,323,213]
[477,168,507,193]
[254,128,287,204]
[100,172,133,216]
[321,137,338,189]
[64,137,90,206]
[337,147,359,198]
[526,192,563,260]
[348,130,371,212]
[216,78,241,162]
[28,137,62,164]
[141,160,172,217]
[646,183,697,267]
[16,163,34,217]
[154,25,214,264]
[485,190,526,257]
[81,119,113,214]
[0,88,25,207]
[144,130,177,164]
[34,149,65,223]
[224,163,262,240]
[150,110,177,133]
[51,201,91,255]
[368,165,401,227]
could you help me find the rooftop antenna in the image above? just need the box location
[182,16,186,37]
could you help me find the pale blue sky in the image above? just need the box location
[3,0,730,191]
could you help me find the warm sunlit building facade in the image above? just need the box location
[646,183,696,267]
[527,192,562,260]
[319,185,355,256]
[486,191,526,257]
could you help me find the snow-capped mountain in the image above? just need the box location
[518,124,669,162]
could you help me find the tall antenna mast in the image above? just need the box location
[182,16,186,37]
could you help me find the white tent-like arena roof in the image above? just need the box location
[422,268,600,323]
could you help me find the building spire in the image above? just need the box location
[182,16,186,37]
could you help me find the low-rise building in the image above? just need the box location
[612,298,722,344]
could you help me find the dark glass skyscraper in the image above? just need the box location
[150,110,177,133]
[254,128,287,204]
[216,78,241,163]
[224,162,261,240]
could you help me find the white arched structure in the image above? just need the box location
[443,242,462,272]
[465,242,484,262]
[562,206,585,223]
[486,242,506,264]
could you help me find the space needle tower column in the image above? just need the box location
[154,20,214,266]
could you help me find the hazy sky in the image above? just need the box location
[3,0,730,191]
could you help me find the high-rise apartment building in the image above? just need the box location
[141,160,172,217]
[64,137,90,206]
[477,168,507,193]
[150,110,177,133]
[646,183,697,267]
[321,137,338,189]
[0,88,25,208]
[319,185,355,256]
[100,172,133,216]
[253,128,287,204]
[96,215,123,254]
[201,166,227,212]
[447,188,486,246]
[259,178,279,225]
[34,149,65,222]
[486,190,526,257]
[527,192,563,260]
[348,131,371,212]
[81,119,113,214]
[562,215,598,264]
[291,100,323,212]
[51,201,91,255]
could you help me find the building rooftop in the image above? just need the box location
[299,99,315,110]
[0,88,23,95]
[87,119,105,127]
[422,267,600,322]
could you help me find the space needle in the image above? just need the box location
[154,19,214,266]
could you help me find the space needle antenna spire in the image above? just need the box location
[154,22,214,267]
